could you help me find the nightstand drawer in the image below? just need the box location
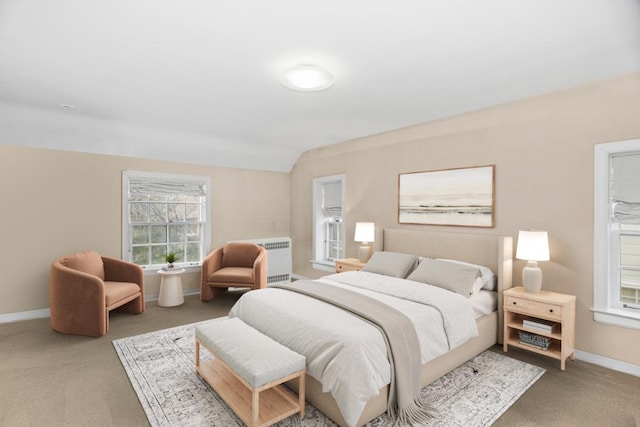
[335,258,365,273]
[505,295,563,320]
[336,263,349,272]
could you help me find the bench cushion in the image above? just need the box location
[196,317,305,388]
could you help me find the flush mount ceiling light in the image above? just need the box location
[280,64,334,92]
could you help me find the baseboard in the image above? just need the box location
[575,350,640,378]
[0,308,50,324]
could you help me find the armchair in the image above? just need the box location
[50,250,144,337]
[200,242,267,301]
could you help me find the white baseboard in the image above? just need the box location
[0,308,50,324]
[574,350,640,378]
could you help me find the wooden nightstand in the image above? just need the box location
[335,258,365,273]
[503,286,576,370]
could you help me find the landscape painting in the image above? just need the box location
[398,165,495,227]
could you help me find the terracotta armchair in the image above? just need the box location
[200,242,267,301]
[50,250,145,337]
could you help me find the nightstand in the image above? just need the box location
[503,286,576,370]
[335,258,365,273]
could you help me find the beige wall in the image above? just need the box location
[290,72,640,366]
[0,145,289,314]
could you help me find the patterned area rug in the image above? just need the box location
[113,319,545,427]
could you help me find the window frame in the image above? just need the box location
[593,139,640,330]
[122,170,211,274]
[311,174,345,271]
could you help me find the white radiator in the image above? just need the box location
[232,237,292,285]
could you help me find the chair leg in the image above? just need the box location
[210,287,228,299]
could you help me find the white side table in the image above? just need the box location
[157,268,186,307]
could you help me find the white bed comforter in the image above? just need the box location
[228,271,478,427]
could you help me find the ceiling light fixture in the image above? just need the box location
[280,64,334,92]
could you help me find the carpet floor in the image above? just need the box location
[1,292,639,426]
[113,318,545,426]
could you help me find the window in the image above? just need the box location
[594,139,640,330]
[122,171,211,271]
[312,174,345,270]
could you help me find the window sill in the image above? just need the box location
[310,260,336,272]
[592,307,640,331]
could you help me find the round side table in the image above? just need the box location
[157,268,186,307]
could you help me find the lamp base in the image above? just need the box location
[522,261,542,293]
[358,243,373,263]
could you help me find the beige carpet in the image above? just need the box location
[1,291,639,426]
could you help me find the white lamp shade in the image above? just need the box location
[354,222,375,243]
[516,230,550,261]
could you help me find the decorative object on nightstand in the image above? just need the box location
[354,222,375,263]
[516,230,550,293]
[503,286,576,370]
[335,258,366,273]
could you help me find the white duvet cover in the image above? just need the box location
[228,271,479,427]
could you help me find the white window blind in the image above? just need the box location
[611,153,640,223]
[129,176,206,198]
[322,181,343,217]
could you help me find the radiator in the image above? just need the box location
[231,237,292,285]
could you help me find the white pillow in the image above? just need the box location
[436,258,497,291]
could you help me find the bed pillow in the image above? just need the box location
[362,251,420,278]
[407,258,482,297]
[436,258,497,291]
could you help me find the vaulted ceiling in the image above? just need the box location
[1,1,639,172]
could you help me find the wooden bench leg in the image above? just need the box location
[195,339,200,369]
[299,374,305,418]
[252,389,259,427]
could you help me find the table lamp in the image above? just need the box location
[516,230,550,293]
[354,222,375,263]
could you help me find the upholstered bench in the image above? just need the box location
[195,317,306,427]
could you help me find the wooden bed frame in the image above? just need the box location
[289,229,513,427]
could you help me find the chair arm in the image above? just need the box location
[201,247,223,301]
[253,247,268,289]
[102,256,144,291]
[50,262,106,329]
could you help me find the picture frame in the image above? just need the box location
[398,165,495,227]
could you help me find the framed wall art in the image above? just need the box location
[398,165,495,227]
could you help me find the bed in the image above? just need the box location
[229,229,513,427]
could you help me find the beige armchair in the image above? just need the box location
[200,242,267,301]
[50,250,144,337]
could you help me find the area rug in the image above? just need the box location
[113,318,545,427]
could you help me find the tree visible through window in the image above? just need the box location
[122,171,210,269]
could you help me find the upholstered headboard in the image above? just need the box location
[383,228,513,342]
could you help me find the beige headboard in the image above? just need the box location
[383,228,513,342]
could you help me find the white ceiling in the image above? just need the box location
[1,0,639,172]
